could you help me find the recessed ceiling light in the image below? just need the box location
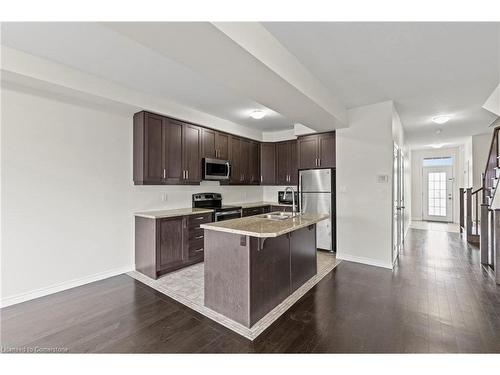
[249,110,266,120]
[432,115,450,124]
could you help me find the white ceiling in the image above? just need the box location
[2,22,499,146]
[0,22,292,131]
[263,22,500,147]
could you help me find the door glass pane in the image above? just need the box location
[428,172,446,216]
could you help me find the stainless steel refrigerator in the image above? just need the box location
[299,168,336,252]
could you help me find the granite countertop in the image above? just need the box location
[233,201,292,208]
[134,207,213,219]
[201,212,329,238]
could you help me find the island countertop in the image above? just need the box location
[200,212,329,238]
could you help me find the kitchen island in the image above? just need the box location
[201,212,329,327]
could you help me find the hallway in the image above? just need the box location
[1,228,500,353]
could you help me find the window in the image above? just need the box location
[428,172,447,216]
[422,157,453,167]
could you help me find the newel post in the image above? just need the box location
[466,188,473,237]
[494,209,500,284]
[480,204,489,264]
[459,188,465,234]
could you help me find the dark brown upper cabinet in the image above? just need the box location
[133,111,201,185]
[276,140,298,185]
[298,132,336,169]
[228,136,255,184]
[182,123,202,183]
[248,141,260,184]
[134,111,334,186]
[240,139,250,184]
[229,135,242,184]
[260,143,276,185]
[163,119,184,183]
[201,128,229,160]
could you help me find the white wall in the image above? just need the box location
[0,87,264,306]
[472,133,493,190]
[461,137,473,188]
[410,147,461,223]
[336,101,394,269]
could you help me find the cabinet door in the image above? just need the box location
[216,132,229,160]
[289,140,298,184]
[290,225,317,292]
[240,139,250,183]
[157,217,187,272]
[260,143,276,185]
[143,113,164,183]
[298,135,319,169]
[249,235,291,325]
[229,136,241,184]
[275,141,290,185]
[183,123,202,183]
[248,141,260,184]
[318,132,336,168]
[164,119,183,183]
[201,128,216,159]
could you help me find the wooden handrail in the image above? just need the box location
[483,126,500,175]
[472,187,484,196]
[482,126,500,204]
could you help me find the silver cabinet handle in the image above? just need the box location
[183,170,186,179]
[318,158,321,166]
[163,169,166,179]
[194,216,205,220]
[195,235,204,239]
[195,248,203,253]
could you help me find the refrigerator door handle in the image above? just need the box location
[299,172,303,212]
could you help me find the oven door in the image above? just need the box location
[203,158,231,180]
[215,210,242,222]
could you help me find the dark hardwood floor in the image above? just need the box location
[2,228,500,353]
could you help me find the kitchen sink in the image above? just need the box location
[259,212,300,221]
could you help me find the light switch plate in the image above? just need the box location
[376,175,389,183]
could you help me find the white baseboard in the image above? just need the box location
[0,265,134,308]
[336,253,393,269]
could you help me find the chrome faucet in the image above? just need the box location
[284,186,297,214]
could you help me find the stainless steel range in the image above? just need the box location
[192,193,242,222]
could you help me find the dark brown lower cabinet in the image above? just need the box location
[135,212,213,279]
[242,206,271,217]
[249,235,291,324]
[204,225,318,327]
[157,216,186,273]
[271,205,293,212]
[290,225,317,292]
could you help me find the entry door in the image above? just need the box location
[423,166,453,222]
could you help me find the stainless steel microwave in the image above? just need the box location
[202,158,231,180]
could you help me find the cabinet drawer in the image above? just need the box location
[188,213,212,227]
[242,207,264,217]
[188,238,205,258]
[189,227,205,241]
[271,205,293,212]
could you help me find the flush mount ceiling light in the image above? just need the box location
[249,110,266,120]
[432,115,451,125]
[431,143,445,149]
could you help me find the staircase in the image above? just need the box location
[460,124,500,284]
